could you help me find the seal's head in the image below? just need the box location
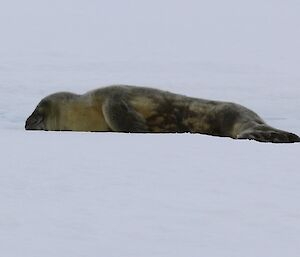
[25,92,78,131]
[25,98,51,130]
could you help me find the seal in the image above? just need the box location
[25,85,300,143]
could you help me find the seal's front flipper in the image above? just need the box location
[237,125,300,143]
[102,96,149,132]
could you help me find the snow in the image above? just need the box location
[0,1,300,256]
[1,131,299,257]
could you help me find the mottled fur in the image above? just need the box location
[25,85,300,143]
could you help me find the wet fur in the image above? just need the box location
[25,85,300,143]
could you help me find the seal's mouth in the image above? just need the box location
[25,113,45,130]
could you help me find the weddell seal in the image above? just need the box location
[25,85,300,143]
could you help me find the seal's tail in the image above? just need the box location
[237,124,300,143]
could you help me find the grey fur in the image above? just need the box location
[25,85,300,143]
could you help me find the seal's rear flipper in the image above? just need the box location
[237,125,300,143]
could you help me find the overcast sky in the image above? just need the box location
[1,0,299,74]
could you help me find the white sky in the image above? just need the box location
[1,0,300,74]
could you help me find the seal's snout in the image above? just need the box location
[25,117,33,130]
[25,114,34,130]
[25,113,44,130]
[25,118,29,130]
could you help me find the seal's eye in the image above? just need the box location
[37,108,44,115]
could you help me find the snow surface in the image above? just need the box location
[1,1,300,256]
